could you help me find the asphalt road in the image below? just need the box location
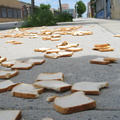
[0,18,120,120]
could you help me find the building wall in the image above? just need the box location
[61,4,69,10]
[111,0,120,20]
[62,9,76,18]
[0,0,21,22]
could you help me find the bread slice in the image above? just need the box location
[54,92,96,114]
[11,61,34,70]
[11,83,44,99]
[46,95,58,102]
[33,80,71,92]
[34,48,52,52]
[26,59,45,65]
[103,57,118,62]
[42,36,52,40]
[44,53,59,59]
[99,48,114,52]
[58,51,73,57]
[6,40,15,43]
[94,43,110,47]
[57,45,71,50]
[0,70,19,79]
[90,58,111,65]
[114,34,120,37]
[92,46,110,50]
[0,57,7,63]
[1,59,18,67]
[51,34,61,38]
[12,41,23,45]
[46,49,60,54]
[51,38,61,41]
[0,110,21,120]
[68,43,79,47]
[56,41,69,47]
[36,72,64,81]
[65,47,83,52]
[0,80,18,93]
[71,81,109,95]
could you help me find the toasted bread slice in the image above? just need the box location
[36,72,64,81]
[26,59,45,65]
[114,34,120,37]
[1,60,18,67]
[54,92,96,114]
[71,81,109,95]
[103,57,118,62]
[94,43,110,47]
[99,48,114,52]
[56,41,69,47]
[57,45,71,50]
[34,48,52,52]
[0,70,19,79]
[12,41,23,44]
[51,34,61,38]
[44,53,59,59]
[0,110,21,120]
[68,43,79,47]
[0,80,18,93]
[46,49,60,54]
[42,36,52,40]
[0,57,7,63]
[51,38,61,41]
[33,80,71,92]
[65,47,83,52]
[90,58,111,65]
[92,45,110,50]
[11,61,34,70]
[6,40,15,43]
[58,51,73,57]
[11,83,44,99]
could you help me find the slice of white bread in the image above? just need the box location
[36,72,64,81]
[65,47,83,52]
[56,41,69,47]
[51,34,61,38]
[0,110,21,120]
[46,49,60,54]
[51,38,60,41]
[54,92,96,114]
[44,53,59,59]
[11,61,34,70]
[92,46,110,50]
[57,45,71,50]
[11,83,44,99]
[0,57,7,63]
[68,43,79,47]
[114,34,120,37]
[90,58,111,65]
[0,70,19,79]
[33,81,71,92]
[34,48,52,52]
[26,59,45,65]
[71,81,109,95]
[46,95,58,102]
[58,52,73,57]
[0,80,18,93]
[94,43,110,47]
[1,60,18,67]
[42,36,52,40]
[99,48,114,52]
[6,40,15,43]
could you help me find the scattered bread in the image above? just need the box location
[51,34,61,38]
[51,38,61,41]
[36,72,64,81]
[46,49,60,54]
[33,80,71,92]
[58,51,73,57]
[114,34,120,37]
[42,36,52,40]
[0,110,21,120]
[103,58,118,62]
[44,53,59,59]
[46,95,58,102]
[6,40,15,43]
[26,59,45,65]
[11,83,44,99]
[12,41,23,45]
[65,47,83,52]
[1,59,18,67]
[34,48,52,52]
[54,92,96,114]
[0,70,19,79]
[71,81,109,95]
[99,48,114,52]
[94,43,110,47]
[56,41,69,47]
[57,45,71,50]
[0,80,18,93]
[68,43,79,47]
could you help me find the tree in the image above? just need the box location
[75,0,86,17]
[40,4,51,10]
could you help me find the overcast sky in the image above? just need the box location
[19,0,90,17]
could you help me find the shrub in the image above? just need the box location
[55,12,73,22]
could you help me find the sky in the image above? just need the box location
[19,0,90,17]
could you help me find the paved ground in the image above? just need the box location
[0,18,120,120]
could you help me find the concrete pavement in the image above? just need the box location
[0,18,120,120]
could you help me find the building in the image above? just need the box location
[61,3,69,10]
[0,0,21,22]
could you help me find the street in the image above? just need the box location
[0,18,120,120]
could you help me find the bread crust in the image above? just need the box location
[94,43,110,47]
[99,48,114,52]
[90,60,110,65]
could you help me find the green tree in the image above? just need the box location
[40,4,51,10]
[75,0,86,17]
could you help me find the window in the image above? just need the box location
[18,9,21,18]
[2,8,7,18]
[14,9,17,18]
[8,8,13,18]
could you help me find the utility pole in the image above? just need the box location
[31,0,35,14]
[59,0,62,13]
